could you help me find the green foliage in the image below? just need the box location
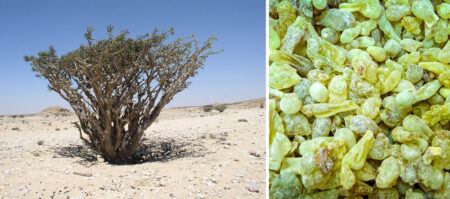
[202,105,213,112]
[214,105,227,112]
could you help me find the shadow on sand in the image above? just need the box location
[52,137,207,166]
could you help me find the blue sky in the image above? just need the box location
[0,0,265,114]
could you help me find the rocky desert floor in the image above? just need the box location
[0,98,265,199]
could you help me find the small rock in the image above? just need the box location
[73,172,92,177]
[246,182,259,193]
[249,151,261,158]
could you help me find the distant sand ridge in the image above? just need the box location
[39,106,74,116]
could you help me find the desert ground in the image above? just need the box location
[0,98,265,199]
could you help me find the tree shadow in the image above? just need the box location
[52,144,98,166]
[52,137,207,166]
[128,137,207,164]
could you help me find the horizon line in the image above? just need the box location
[0,96,265,116]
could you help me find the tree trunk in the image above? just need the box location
[74,94,166,164]
[78,120,144,164]
[100,129,145,164]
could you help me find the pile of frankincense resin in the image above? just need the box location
[269,0,449,198]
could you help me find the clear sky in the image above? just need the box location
[0,0,265,114]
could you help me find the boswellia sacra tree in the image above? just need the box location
[24,26,220,163]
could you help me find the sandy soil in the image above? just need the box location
[0,99,265,199]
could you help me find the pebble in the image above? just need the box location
[246,182,259,193]
[73,172,92,177]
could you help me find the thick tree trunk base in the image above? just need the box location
[97,145,140,164]
[101,152,136,164]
